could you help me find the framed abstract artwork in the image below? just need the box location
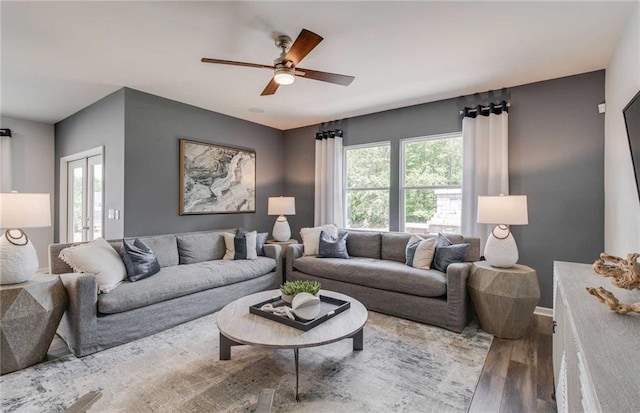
[179,139,256,214]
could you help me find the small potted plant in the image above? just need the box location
[280,280,321,304]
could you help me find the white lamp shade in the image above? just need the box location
[477,195,528,225]
[268,197,296,216]
[0,193,51,229]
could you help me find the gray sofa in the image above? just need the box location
[286,231,480,333]
[49,230,282,357]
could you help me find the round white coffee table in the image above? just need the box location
[217,289,368,401]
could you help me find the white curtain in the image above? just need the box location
[461,105,509,243]
[314,130,344,227]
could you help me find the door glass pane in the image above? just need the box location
[71,166,84,242]
[91,163,103,240]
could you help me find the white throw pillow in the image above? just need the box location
[406,234,436,270]
[59,237,127,294]
[223,231,258,260]
[300,224,339,256]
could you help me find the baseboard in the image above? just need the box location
[534,306,553,317]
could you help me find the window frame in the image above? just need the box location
[343,141,391,231]
[399,132,463,233]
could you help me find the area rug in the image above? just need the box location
[1,311,492,412]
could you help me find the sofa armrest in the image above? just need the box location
[446,262,471,299]
[58,273,99,357]
[285,244,305,275]
[445,262,473,331]
[262,244,283,283]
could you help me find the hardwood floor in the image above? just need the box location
[469,314,557,413]
[47,314,557,412]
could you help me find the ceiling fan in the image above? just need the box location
[201,29,355,96]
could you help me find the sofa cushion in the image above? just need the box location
[380,232,413,263]
[346,231,381,259]
[98,257,276,314]
[293,256,446,298]
[138,234,179,268]
[177,232,225,264]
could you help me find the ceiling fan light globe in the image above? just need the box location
[274,67,295,85]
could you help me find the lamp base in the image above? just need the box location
[272,216,291,242]
[0,230,39,284]
[484,225,519,268]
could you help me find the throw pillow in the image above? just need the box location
[433,243,471,273]
[300,224,338,256]
[435,233,453,248]
[223,230,258,260]
[256,232,269,256]
[59,237,127,293]
[318,230,349,259]
[405,234,436,270]
[119,238,160,282]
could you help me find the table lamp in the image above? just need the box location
[477,194,528,268]
[268,196,295,242]
[0,192,51,284]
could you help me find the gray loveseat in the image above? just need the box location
[49,229,282,357]
[286,231,480,333]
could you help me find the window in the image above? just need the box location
[344,143,390,231]
[401,133,463,234]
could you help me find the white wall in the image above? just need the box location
[0,116,55,269]
[605,5,640,254]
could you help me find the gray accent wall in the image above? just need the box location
[122,88,284,237]
[0,116,55,268]
[55,89,125,241]
[283,70,605,308]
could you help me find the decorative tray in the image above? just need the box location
[249,295,350,331]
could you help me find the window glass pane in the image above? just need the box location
[404,188,461,234]
[404,137,462,187]
[346,190,389,231]
[346,145,390,189]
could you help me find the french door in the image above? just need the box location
[65,152,103,242]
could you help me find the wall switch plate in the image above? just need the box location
[108,209,115,219]
[114,210,120,220]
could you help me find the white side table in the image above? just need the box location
[468,261,540,339]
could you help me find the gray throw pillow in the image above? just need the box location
[256,232,269,256]
[433,242,470,273]
[234,228,249,260]
[119,238,161,282]
[318,230,349,259]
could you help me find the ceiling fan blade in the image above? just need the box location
[201,58,273,70]
[295,68,355,86]
[260,78,280,96]
[283,29,323,67]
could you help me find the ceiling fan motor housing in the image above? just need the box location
[274,64,295,85]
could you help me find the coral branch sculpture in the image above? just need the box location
[586,252,640,314]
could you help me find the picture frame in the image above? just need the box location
[179,139,256,215]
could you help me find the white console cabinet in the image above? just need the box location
[553,261,640,413]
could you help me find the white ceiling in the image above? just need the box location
[1,1,636,130]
